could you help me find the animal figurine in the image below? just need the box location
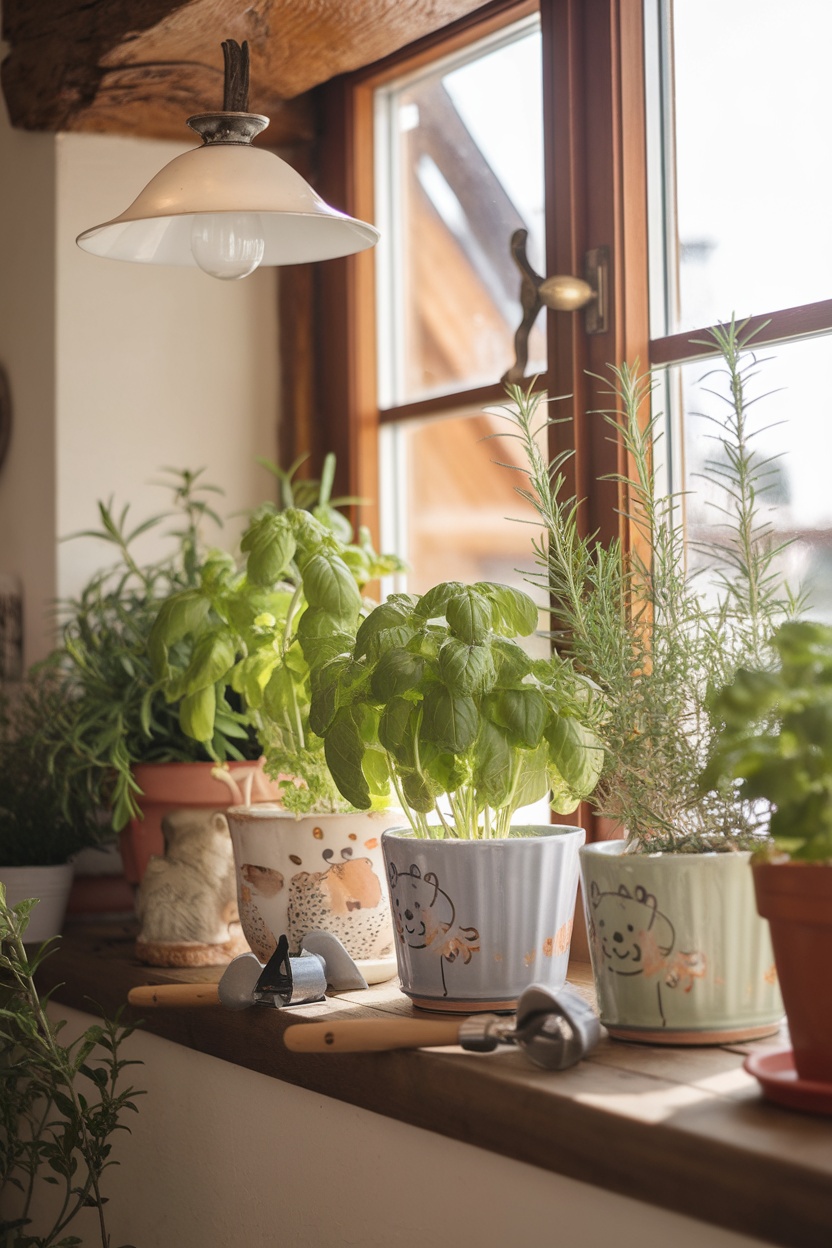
[135,808,248,967]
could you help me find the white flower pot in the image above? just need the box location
[1,863,74,944]
[579,841,784,1043]
[226,805,401,983]
[382,825,585,1012]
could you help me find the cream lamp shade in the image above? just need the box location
[76,40,379,279]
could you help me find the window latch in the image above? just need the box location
[503,229,610,385]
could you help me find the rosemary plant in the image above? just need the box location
[0,887,142,1247]
[501,319,797,851]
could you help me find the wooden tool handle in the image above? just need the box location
[284,1018,462,1053]
[127,982,221,1008]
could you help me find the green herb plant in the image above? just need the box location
[32,468,261,834]
[0,675,103,867]
[500,319,797,851]
[703,619,832,862]
[307,580,604,838]
[0,886,142,1247]
[149,455,403,813]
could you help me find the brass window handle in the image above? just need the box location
[503,229,609,384]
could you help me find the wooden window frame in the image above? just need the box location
[280,0,650,555]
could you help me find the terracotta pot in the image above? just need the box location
[383,825,585,1013]
[752,861,832,1083]
[580,842,783,1044]
[121,759,282,885]
[226,805,401,983]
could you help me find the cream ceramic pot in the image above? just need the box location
[226,805,401,983]
[580,840,783,1043]
[382,825,585,1012]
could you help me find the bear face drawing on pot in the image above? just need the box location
[226,805,401,983]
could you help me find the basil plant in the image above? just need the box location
[149,503,402,813]
[310,580,605,839]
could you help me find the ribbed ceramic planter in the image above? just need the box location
[1,863,74,944]
[580,841,783,1044]
[226,805,401,982]
[382,825,585,1013]
[122,759,282,884]
[753,861,832,1082]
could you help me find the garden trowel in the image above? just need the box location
[127,930,368,1011]
[283,983,600,1071]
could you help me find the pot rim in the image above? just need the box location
[382,823,585,845]
[226,803,401,822]
[580,839,753,863]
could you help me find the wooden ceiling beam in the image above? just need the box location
[1,0,489,147]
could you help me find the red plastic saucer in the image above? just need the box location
[744,1046,832,1115]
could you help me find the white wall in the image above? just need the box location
[0,54,279,666]
[54,131,279,608]
[0,90,58,666]
[14,1005,767,1248]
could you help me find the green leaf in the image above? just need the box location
[472,720,514,808]
[421,685,478,753]
[361,746,391,799]
[437,637,496,695]
[370,648,424,700]
[545,714,604,798]
[445,586,493,644]
[478,582,539,636]
[485,687,548,748]
[240,513,296,586]
[180,631,236,695]
[401,768,438,813]
[148,590,211,680]
[324,708,371,809]
[414,582,465,620]
[378,696,416,762]
[354,597,417,659]
[179,684,216,743]
[301,552,362,621]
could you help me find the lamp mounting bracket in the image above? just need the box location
[222,39,251,113]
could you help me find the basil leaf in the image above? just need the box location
[370,648,424,700]
[421,685,478,753]
[324,708,371,809]
[546,715,604,795]
[180,631,236,695]
[148,590,211,680]
[179,684,216,743]
[240,514,296,586]
[485,687,548,748]
[477,583,539,637]
[301,552,362,621]
[472,720,513,809]
[445,587,493,644]
[414,581,465,620]
[438,637,496,695]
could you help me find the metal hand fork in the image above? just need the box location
[283,983,600,1071]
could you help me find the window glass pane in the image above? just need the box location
[380,408,549,657]
[668,0,832,333]
[681,335,832,619]
[375,20,545,406]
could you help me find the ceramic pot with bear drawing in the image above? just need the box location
[225,805,401,983]
[382,825,585,1013]
[580,840,784,1044]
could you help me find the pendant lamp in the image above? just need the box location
[76,40,379,279]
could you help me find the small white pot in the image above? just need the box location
[382,825,585,1012]
[580,840,784,1043]
[226,805,401,982]
[1,863,74,944]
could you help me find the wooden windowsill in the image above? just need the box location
[39,920,832,1248]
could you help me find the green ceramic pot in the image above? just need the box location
[580,841,783,1044]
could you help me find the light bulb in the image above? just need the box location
[190,212,266,279]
